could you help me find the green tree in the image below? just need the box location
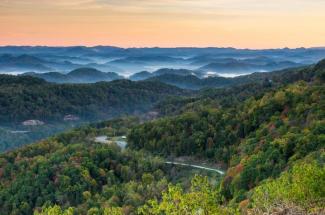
[34,205,74,215]
[139,175,236,215]
[251,160,325,214]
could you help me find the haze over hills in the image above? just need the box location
[198,60,303,76]
[129,68,204,81]
[23,68,123,83]
[3,46,319,90]
[0,54,52,72]
[17,63,313,90]
[1,46,325,78]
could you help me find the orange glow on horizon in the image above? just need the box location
[1,0,325,48]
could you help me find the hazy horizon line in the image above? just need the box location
[1,44,325,50]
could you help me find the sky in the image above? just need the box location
[0,0,325,48]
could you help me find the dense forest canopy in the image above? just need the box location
[0,76,186,122]
[128,60,325,201]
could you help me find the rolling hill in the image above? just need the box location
[0,75,187,123]
[22,68,123,83]
[0,54,52,72]
[130,68,205,82]
[146,74,231,90]
[198,59,303,75]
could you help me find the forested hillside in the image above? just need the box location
[0,60,324,215]
[0,119,169,214]
[128,59,325,212]
[0,118,221,214]
[0,75,186,122]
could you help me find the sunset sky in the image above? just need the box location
[1,0,325,48]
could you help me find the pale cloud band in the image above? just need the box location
[2,0,324,13]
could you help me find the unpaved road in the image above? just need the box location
[165,161,225,175]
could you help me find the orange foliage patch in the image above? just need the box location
[268,123,276,132]
[235,163,244,174]
[239,199,249,211]
[227,163,244,177]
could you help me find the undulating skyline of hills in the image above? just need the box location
[0,46,324,79]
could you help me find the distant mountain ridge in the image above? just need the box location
[109,55,183,64]
[1,46,324,76]
[147,74,231,90]
[22,68,123,83]
[129,68,204,81]
[0,54,52,72]
[199,59,303,74]
[129,71,153,81]
[19,59,322,90]
[140,58,325,90]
